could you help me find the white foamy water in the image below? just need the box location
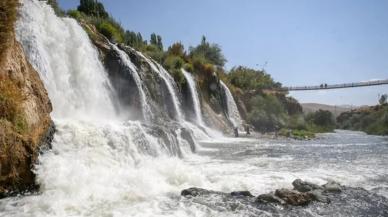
[3,1,386,217]
[182,69,204,126]
[220,81,243,128]
[16,0,116,120]
[136,52,184,121]
[111,44,153,122]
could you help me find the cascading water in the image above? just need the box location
[2,1,387,217]
[182,69,204,126]
[136,52,184,121]
[220,81,243,128]
[111,44,153,122]
[16,0,116,120]
[3,1,199,215]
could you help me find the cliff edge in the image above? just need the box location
[0,0,54,197]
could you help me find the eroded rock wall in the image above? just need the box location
[0,31,54,197]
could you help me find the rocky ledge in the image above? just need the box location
[181,179,388,216]
[0,33,54,197]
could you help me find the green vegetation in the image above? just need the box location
[61,1,337,138]
[228,66,280,91]
[305,109,336,132]
[189,36,226,67]
[337,105,388,135]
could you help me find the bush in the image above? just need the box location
[96,20,123,43]
[228,66,277,91]
[78,0,108,19]
[305,109,335,132]
[247,94,287,132]
[67,9,83,20]
[189,36,226,67]
[337,105,388,135]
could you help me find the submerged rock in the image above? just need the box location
[181,187,214,197]
[256,193,285,204]
[292,178,323,192]
[323,180,343,192]
[231,191,254,197]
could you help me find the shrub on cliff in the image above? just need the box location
[189,36,226,67]
[78,0,108,19]
[96,19,124,43]
[228,66,278,91]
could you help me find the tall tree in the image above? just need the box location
[189,35,226,67]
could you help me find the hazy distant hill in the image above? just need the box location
[301,103,354,117]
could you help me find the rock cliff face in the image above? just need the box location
[0,32,54,197]
[82,23,233,133]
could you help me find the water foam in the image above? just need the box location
[220,81,243,128]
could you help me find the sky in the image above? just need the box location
[58,0,388,106]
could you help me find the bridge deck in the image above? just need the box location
[283,79,388,91]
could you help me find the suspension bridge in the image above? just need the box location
[282,79,388,91]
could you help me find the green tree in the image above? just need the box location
[124,31,146,49]
[78,0,108,19]
[150,33,163,50]
[157,35,163,50]
[167,42,186,57]
[227,66,277,91]
[189,36,226,67]
[306,109,335,129]
[247,94,287,131]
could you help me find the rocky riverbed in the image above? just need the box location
[181,179,388,216]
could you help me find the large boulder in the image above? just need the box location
[275,188,315,206]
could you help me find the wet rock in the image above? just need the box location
[292,179,323,192]
[256,193,285,204]
[310,189,330,203]
[230,191,254,197]
[181,181,388,216]
[181,187,210,197]
[180,128,196,152]
[275,188,315,206]
[323,181,342,193]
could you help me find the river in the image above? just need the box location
[1,130,387,217]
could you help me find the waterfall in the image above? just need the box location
[136,52,184,121]
[16,0,116,121]
[111,44,153,122]
[182,69,204,126]
[220,81,243,128]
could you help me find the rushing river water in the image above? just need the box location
[1,130,387,217]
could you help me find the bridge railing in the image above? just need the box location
[284,79,388,91]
